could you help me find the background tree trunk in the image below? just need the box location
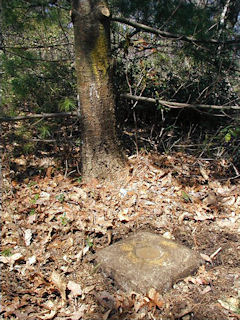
[72,0,125,180]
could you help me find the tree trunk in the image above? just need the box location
[72,0,125,180]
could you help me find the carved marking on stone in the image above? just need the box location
[96,232,202,294]
[120,240,170,266]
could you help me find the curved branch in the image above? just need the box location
[112,16,240,47]
[120,93,240,110]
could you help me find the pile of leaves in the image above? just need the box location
[1,152,240,319]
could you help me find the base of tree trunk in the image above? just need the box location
[81,146,127,181]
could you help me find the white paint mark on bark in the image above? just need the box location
[89,83,99,100]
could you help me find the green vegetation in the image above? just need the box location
[1,249,12,257]
[60,212,69,226]
[56,193,65,202]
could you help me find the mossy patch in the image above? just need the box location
[90,24,109,81]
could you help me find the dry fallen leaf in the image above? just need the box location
[83,285,95,294]
[119,188,128,197]
[95,291,116,309]
[27,255,37,266]
[70,305,88,320]
[102,309,111,320]
[178,212,192,223]
[38,310,57,320]
[28,214,37,224]
[50,271,66,303]
[200,253,212,263]
[36,191,51,205]
[162,231,175,240]
[201,285,212,294]
[221,196,236,206]
[67,280,82,298]
[118,211,130,222]
[134,300,144,313]
[24,229,32,246]
[2,152,240,320]
[199,166,209,181]
[194,213,215,221]
[218,297,240,313]
[203,192,217,206]
[147,288,164,309]
[0,253,24,267]
[185,276,209,285]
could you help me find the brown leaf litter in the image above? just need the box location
[1,152,240,319]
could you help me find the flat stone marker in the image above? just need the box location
[96,232,202,294]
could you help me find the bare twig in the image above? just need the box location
[210,247,222,260]
[30,138,56,143]
[64,160,68,178]
[0,111,78,123]
[0,43,73,50]
[120,93,240,110]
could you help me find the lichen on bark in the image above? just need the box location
[90,25,109,80]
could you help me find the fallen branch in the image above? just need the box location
[0,42,73,51]
[0,111,78,122]
[112,16,240,47]
[30,138,57,143]
[2,95,239,123]
[120,93,240,110]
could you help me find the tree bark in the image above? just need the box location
[226,0,240,29]
[72,0,125,180]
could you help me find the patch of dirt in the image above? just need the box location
[1,152,240,319]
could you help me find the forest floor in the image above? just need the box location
[1,147,240,320]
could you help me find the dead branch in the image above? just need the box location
[1,95,239,124]
[112,16,240,47]
[120,93,240,110]
[0,111,78,123]
[0,43,73,51]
